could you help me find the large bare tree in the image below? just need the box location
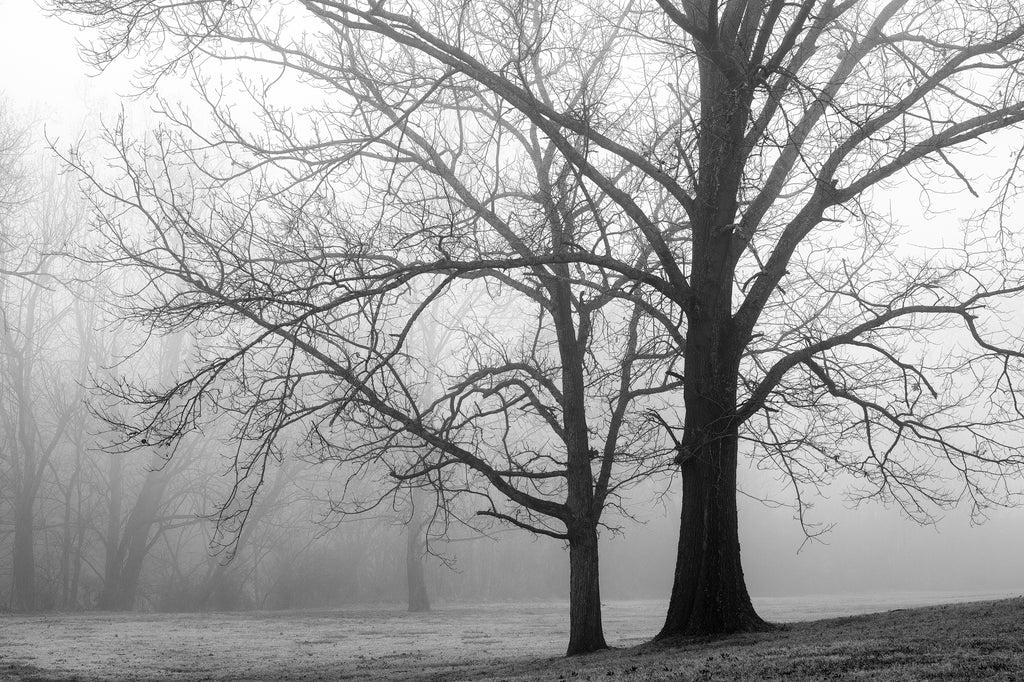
[55,0,1024,649]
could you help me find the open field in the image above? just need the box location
[1,594,1023,681]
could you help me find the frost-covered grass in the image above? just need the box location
[1,597,1022,680]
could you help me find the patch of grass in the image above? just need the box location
[2,598,1023,680]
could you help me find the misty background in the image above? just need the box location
[0,0,1022,615]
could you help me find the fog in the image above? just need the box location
[604,482,1024,601]
[1,0,1023,623]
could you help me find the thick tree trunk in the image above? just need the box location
[657,427,766,638]
[657,290,767,638]
[566,524,606,656]
[11,496,35,611]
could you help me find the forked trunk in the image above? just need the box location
[99,459,169,610]
[566,524,606,655]
[657,425,766,638]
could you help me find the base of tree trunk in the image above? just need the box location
[565,527,608,656]
[654,607,771,641]
[657,427,768,641]
[407,596,431,613]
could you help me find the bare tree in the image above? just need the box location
[53,270,110,609]
[96,331,211,610]
[54,0,1024,649]
[0,156,89,610]
[59,108,677,652]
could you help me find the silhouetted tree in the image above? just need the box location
[54,0,1024,648]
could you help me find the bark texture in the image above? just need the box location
[658,308,767,637]
[657,432,766,638]
[566,524,606,655]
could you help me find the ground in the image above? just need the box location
[1,597,1022,680]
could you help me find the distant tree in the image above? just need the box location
[55,0,1024,650]
[196,457,301,610]
[96,333,210,610]
[402,487,431,612]
[0,154,90,610]
[53,273,110,609]
[0,104,29,232]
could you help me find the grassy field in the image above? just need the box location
[1,597,1022,680]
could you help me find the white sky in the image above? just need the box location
[0,0,129,144]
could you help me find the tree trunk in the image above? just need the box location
[657,427,765,638]
[114,514,154,610]
[549,273,608,656]
[657,311,767,638]
[60,488,72,608]
[11,495,35,611]
[405,518,430,613]
[566,523,606,656]
[98,453,123,610]
[99,456,169,610]
[69,504,86,609]
[60,454,83,609]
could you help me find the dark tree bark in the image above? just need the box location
[653,12,769,634]
[553,275,609,655]
[566,523,605,655]
[655,147,769,635]
[658,425,765,637]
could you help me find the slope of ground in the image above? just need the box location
[0,597,1021,680]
